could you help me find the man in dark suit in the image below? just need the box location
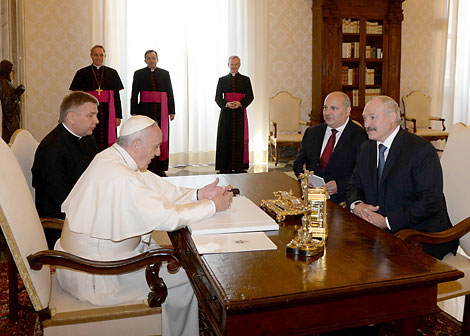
[293,91,367,204]
[32,91,99,248]
[346,95,458,260]
[130,50,175,177]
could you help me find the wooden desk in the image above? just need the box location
[166,172,463,335]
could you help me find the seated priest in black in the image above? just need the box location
[69,45,124,151]
[346,95,458,260]
[293,91,367,204]
[32,91,99,248]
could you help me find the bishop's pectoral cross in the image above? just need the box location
[96,87,103,96]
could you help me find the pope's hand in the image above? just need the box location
[198,178,228,200]
[212,192,233,212]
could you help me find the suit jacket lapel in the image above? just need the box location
[312,124,327,163]
[368,141,379,195]
[330,120,351,160]
[378,128,404,189]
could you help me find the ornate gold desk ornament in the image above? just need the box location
[286,169,328,257]
[260,190,304,223]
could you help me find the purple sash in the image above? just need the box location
[140,91,169,161]
[86,90,116,146]
[224,92,249,165]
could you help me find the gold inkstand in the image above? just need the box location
[286,169,328,257]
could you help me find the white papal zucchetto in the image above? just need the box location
[119,115,156,137]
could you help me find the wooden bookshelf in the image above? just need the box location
[311,0,404,124]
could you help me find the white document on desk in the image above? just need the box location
[193,232,277,254]
[189,196,278,235]
[308,174,326,188]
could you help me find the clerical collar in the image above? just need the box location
[62,123,82,139]
[113,144,139,171]
[148,67,156,72]
[92,64,102,69]
[230,72,238,77]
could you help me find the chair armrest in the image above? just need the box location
[28,248,180,308]
[40,217,64,230]
[299,120,311,127]
[28,248,179,274]
[403,117,417,133]
[430,116,446,131]
[395,217,470,251]
[270,121,278,138]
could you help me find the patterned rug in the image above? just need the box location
[0,261,41,336]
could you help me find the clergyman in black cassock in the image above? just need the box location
[69,45,124,151]
[32,92,99,249]
[130,50,175,176]
[215,56,254,173]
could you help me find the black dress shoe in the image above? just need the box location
[156,171,168,177]
[234,170,247,174]
[218,170,231,174]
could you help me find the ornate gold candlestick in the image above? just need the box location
[286,169,328,256]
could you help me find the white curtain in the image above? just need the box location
[91,0,129,121]
[436,0,470,127]
[95,0,269,167]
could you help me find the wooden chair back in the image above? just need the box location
[402,90,431,129]
[269,91,302,133]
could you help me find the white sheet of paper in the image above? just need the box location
[189,196,278,235]
[308,175,326,188]
[193,232,277,254]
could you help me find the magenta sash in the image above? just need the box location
[86,90,116,146]
[140,91,169,161]
[224,92,249,165]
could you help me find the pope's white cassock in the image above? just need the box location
[55,143,215,336]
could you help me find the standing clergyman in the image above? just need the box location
[131,50,175,177]
[70,45,124,151]
[215,56,254,174]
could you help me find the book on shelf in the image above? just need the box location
[365,68,375,85]
[341,66,358,86]
[366,46,383,59]
[352,90,359,107]
[365,88,381,103]
[366,21,383,34]
[342,42,360,58]
[346,90,359,107]
[342,18,360,33]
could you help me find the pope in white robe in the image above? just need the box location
[55,115,233,336]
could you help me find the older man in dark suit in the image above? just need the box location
[346,95,458,260]
[293,91,367,204]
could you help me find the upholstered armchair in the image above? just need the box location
[395,123,470,335]
[0,138,178,335]
[401,90,448,141]
[269,91,309,166]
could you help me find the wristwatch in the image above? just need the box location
[350,200,363,213]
